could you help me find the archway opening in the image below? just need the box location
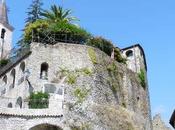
[10,69,16,89]
[7,103,12,108]
[16,97,22,108]
[40,62,49,80]
[29,124,62,130]
[126,50,133,57]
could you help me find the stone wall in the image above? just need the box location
[0,42,152,130]
[153,114,172,130]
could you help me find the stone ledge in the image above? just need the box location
[0,108,63,117]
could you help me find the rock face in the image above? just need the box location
[153,114,172,130]
[0,43,152,130]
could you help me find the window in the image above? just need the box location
[19,62,25,73]
[40,62,49,80]
[126,50,133,57]
[16,97,22,108]
[18,62,25,85]
[10,69,16,89]
[1,28,6,39]
[2,75,7,85]
[7,103,12,108]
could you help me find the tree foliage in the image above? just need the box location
[41,5,78,23]
[26,0,43,24]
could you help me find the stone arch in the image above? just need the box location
[29,124,62,130]
[7,102,12,108]
[29,123,63,130]
[126,50,133,57]
[40,62,49,80]
[16,97,22,108]
[10,69,16,89]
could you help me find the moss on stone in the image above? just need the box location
[138,69,146,89]
[88,48,97,64]
[74,87,89,102]
[67,73,77,85]
[81,68,93,76]
[107,62,117,72]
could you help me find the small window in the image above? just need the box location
[126,50,133,57]
[7,103,12,108]
[10,69,16,89]
[2,75,7,85]
[19,62,25,73]
[1,28,6,39]
[40,62,49,80]
[16,97,22,108]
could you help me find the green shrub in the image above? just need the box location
[138,69,146,89]
[48,21,91,44]
[107,62,117,72]
[87,36,113,56]
[67,73,77,84]
[87,37,126,64]
[23,19,91,44]
[24,19,49,43]
[28,92,49,109]
[114,48,127,64]
[81,68,93,76]
[74,87,89,103]
[88,48,97,64]
[0,59,10,67]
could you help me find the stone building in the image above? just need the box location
[0,0,13,59]
[0,0,156,130]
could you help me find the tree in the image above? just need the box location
[26,0,43,24]
[41,5,78,23]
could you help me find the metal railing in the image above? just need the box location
[31,31,87,45]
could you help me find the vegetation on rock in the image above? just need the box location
[88,48,97,64]
[138,69,146,89]
[87,37,126,64]
[74,87,89,103]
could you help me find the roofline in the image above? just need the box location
[120,44,147,71]
[0,22,14,31]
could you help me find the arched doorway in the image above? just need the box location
[29,124,62,130]
[16,97,22,108]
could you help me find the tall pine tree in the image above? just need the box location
[26,0,43,24]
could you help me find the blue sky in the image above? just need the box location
[6,0,175,127]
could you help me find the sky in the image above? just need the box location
[6,0,175,128]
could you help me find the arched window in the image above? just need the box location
[126,50,133,57]
[16,97,22,108]
[2,75,7,85]
[10,69,16,89]
[19,62,25,73]
[18,62,25,85]
[1,28,6,39]
[40,62,49,80]
[7,103,12,108]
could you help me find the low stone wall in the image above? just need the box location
[0,107,63,117]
